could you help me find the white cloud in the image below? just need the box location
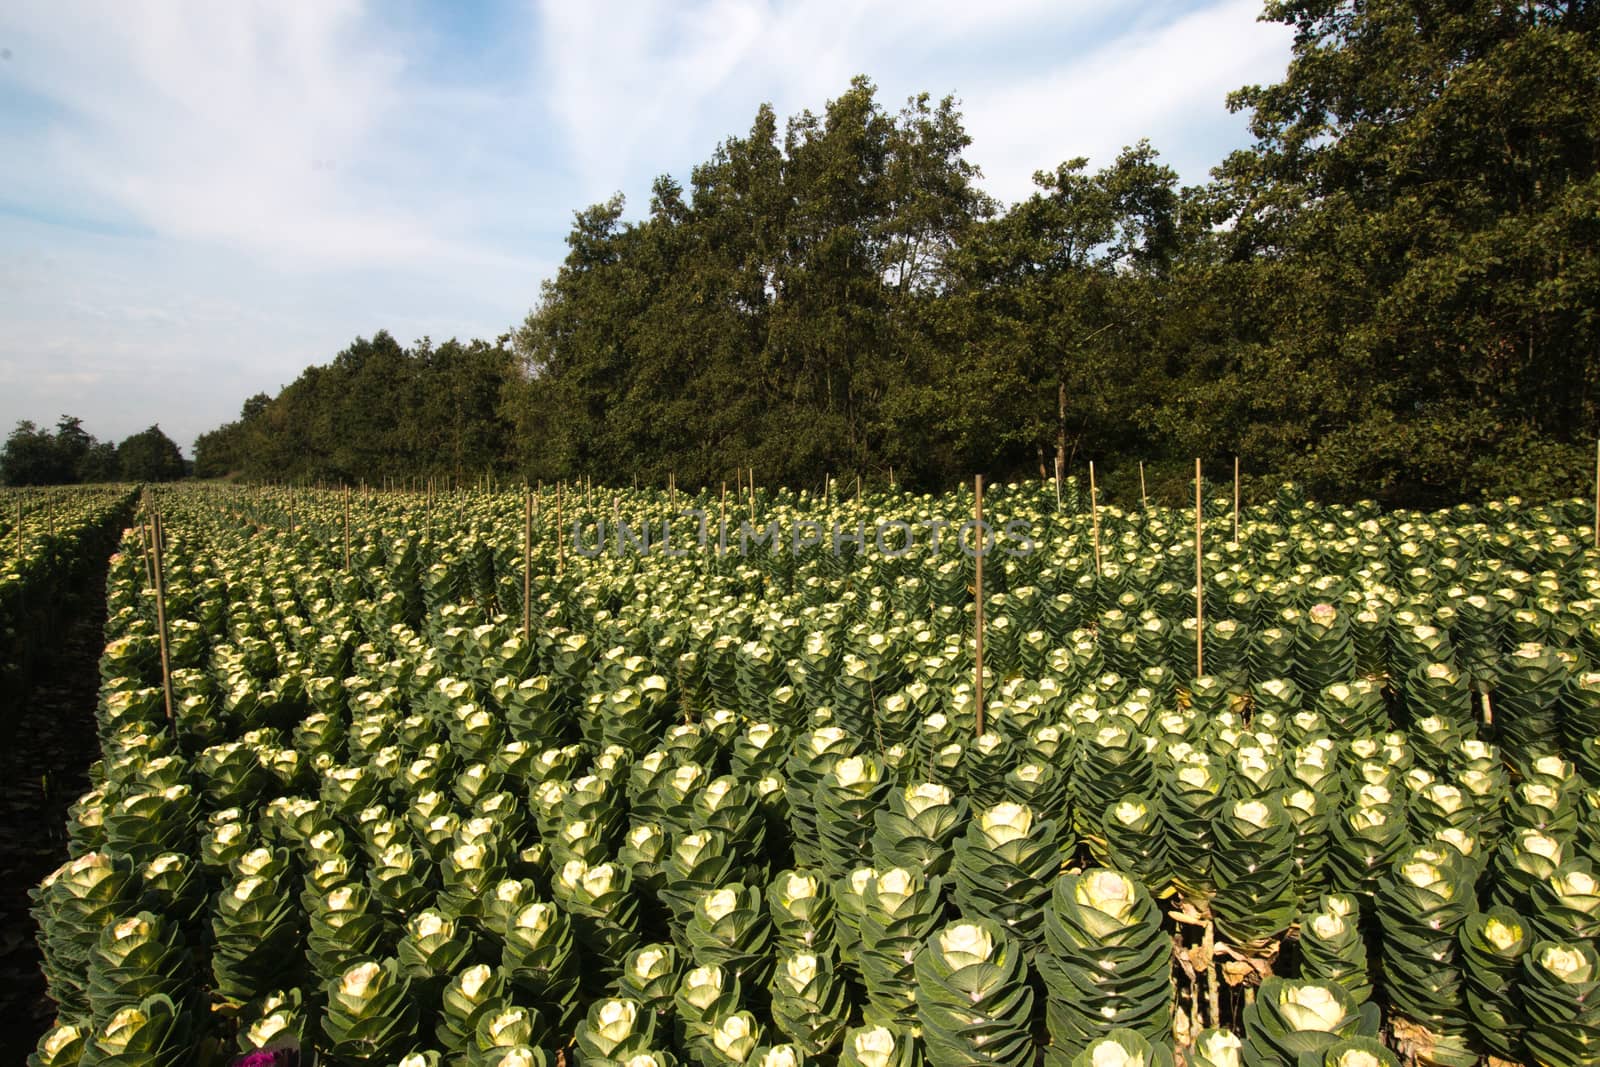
[961,0,1292,201]
[531,0,1292,209]
[0,0,529,269]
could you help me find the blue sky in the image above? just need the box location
[0,0,1293,454]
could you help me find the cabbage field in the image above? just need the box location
[19,481,1600,1067]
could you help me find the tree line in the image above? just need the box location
[197,2,1600,506]
[0,417,186,486]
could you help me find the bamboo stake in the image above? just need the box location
[1593,439,1599,550]
[889,465,895,490]
[747,467,755,521]
[720,482,728,558]
[14,498,21,557]
[1233,455,1241,544]
[343,487,352,571]
[1195,459,1205,678]
[1204,918,1220,1030]
[150,510,176,732]
[523,487,533,642]
[1089,460,1102,577]
[136,512,153,589]
[974,474,986,736]
[1139,461,1148,511]
[1054,456,1062,513]
[855,473,862,501]
[556,482,565,575]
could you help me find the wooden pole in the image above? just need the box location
[1089,460,1102,577]
[343,487,351,571]
[523,487,533,641]
[136,512,153,589]
[889,465,895,490]
[720,482,728,557]
[1233,455,1241,544]
[1195,459,1205,678]
[150,510,176,731]
[855,473,862,501]
[1139,461,1148,511]
[14,498,21,557]
[747,467,755,521]
[1593,439,1599,550]
[974,474,986,736]
[556,482,565,574]
[1054,455,1063,513]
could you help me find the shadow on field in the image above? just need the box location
[0,549,112,1059]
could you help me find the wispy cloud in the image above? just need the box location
[960,0,1291,201]
[0,0,533,269]
[531,0,1292,207]
[0,0,1292,451]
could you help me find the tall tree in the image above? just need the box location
[116,425,186,482]
[1,415,117,485]
[906,143,1179,480]
[1,421,67,486]
[510,77,994,488]
[1185,0,1600,502]
[193,393,272,479]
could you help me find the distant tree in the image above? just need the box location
[79,442,120,483]
[117,425,186,482]
[240,392,271,421]
[53,415,93,474]
[1,421,65,485]
[194,393,273,478]
[0,415,114,485]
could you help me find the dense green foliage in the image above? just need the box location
[198,1,1599,505]
[1,418,180,486]
[115,426,187,484]
[27,480,1600,1065]
[192,335,520,485]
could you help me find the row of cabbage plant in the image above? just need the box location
[0,485,136,699]
[27,482,1600,1067]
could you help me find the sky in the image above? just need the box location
[0,0,1294,456]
